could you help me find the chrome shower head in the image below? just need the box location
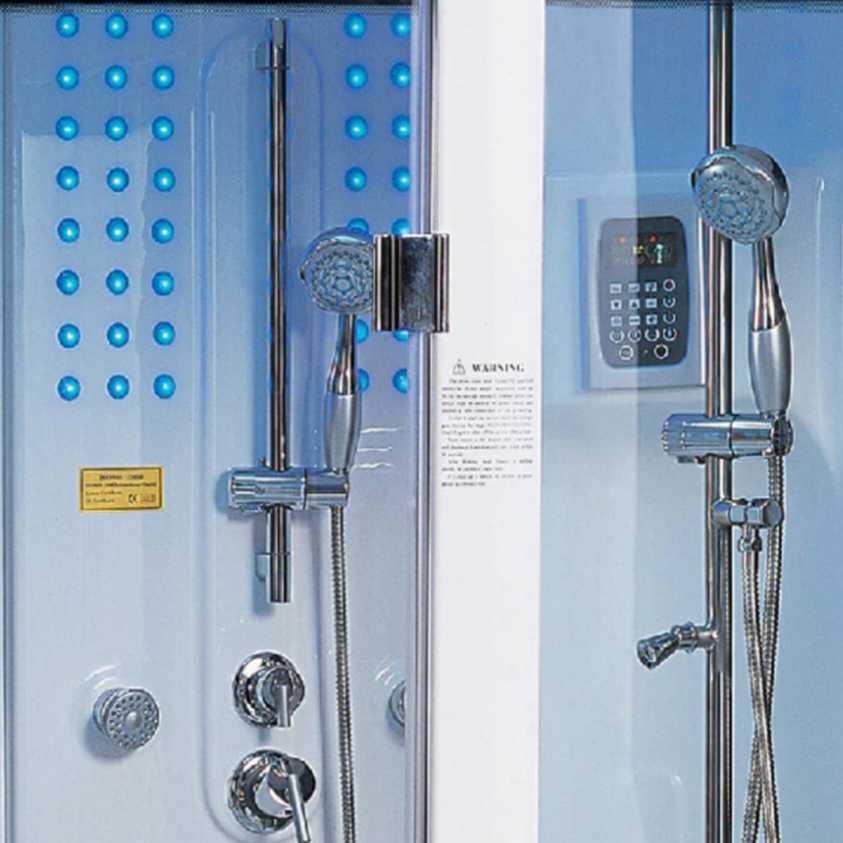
[299,229,374,315]
[299,228,375,473]
[693,145,793,416]
[691,145,789,244]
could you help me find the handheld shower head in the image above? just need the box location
[691,145,793,416]
[300,229,374,315]
[691,145,789,244]
[300,228,375,473]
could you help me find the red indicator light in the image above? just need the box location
[649,235,657,242]
[619,236,627,244]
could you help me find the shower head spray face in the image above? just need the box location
[691,145,789,243]
[299,229,374,315]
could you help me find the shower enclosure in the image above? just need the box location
[0,4,441,842]
[541,0,843,841]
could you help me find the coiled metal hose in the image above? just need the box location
[331,505,357,843]
[741,455,785,843]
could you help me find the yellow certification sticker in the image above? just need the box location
[80,467,164,512]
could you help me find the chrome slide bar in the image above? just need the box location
[267,19,291,604]
[705,5,734,841]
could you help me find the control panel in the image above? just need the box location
[597,216,690,369]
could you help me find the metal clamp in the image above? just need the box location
[662,412,793,462]
[229,466,348,513]
[373,234,449,334]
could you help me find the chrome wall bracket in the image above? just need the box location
[373,233,450,334]
[255,20,288,72]
[662,412,793,462]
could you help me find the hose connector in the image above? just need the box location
[711,497,784,530]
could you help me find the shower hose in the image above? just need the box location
[741,455,785,843]
[330,505,357,843]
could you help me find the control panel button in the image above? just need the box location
[663,312,677,325]
[654,344,669,360]
[611,299,622,311]
[610,283,623,294]
[627,282,640,293]
[644,281,658,293]
[663,296,676,309]
[663,278,676,292]
[663,326,678,342]
[619,345,634,361]
[645,298,658,309]
[629,299,641,310]
[628,315,641,327]
[609,330,624,343]
[645,314,658,326]
[645,328,660,342]
[629,328,642,343]
[610,315,623,327]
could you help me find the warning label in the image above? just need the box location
[80,467,164,512]
[440,362,536,489]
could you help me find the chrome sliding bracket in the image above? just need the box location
[373,233,450,334]
[228,466,348,513]
[662,412,793,462]
[228,466,348,600]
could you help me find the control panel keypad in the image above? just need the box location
[597,216,690,369]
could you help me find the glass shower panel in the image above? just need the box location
[542,2,843,841]
[2,5,431,843]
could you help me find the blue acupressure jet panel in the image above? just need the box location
[10,8,191,418]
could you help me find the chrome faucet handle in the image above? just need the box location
[233,652,305,728]
[229,750,316,836]
[279,767,311,843]
[254,757,312,842]
[268,669,292,728]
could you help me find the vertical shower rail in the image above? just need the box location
[412,3,437,841]
[268,18,291,604]
[706,4,734,842]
